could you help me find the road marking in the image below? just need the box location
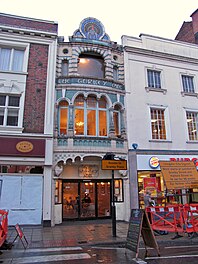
[165,245,198,249]
[8,253,91,263]
[5,246,83,253]
[146,254,198,260]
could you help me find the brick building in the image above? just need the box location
[175,9,198,44]
[0,13,58,226]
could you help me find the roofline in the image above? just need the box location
[0,12,58,25]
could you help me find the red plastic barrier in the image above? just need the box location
[146,205,184,233]
[183,204,198,233]
[0,210,8,247]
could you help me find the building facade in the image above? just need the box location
[53,18,129,225]
[122,33,198,209]
[0,13,58,226]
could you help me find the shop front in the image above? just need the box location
[129,150,198,210]
[53,159,125,223]
[0,137,46,225]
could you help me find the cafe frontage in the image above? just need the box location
[53,155,128,224]
[128,149,198,210]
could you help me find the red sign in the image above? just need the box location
[0,137,45,157]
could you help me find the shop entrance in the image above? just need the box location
[62,180,111,220]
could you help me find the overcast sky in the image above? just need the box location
[0,0,197,44]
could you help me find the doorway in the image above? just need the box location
[62,180,111,220]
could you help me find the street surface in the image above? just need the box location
[1,244,198,263]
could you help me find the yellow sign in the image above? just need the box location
[101,160,127,170]
[16,141,34,153]
[159,161,198,189]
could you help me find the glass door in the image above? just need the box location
[80,182,96,218]
[63,182,79,219]
[97,181,111,217]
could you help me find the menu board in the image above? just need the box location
[126,209,160,258]
[126,209,143,255]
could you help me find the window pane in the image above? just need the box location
[75,109,84,135]
[151,108,166,139]
[113,66,118,81]
[113,111,120,136]
[61,60,68,76]
[60,108,68,135]
[99,110,107,136]
[87,110,96,136]
[0,95,6,106]
[12,50,24,72]
[7,109,18,126]
[78,55,104,78]
[0,108,4,125]
[87,96,97,108]
[74,95,84,107]
[182,75,194,93]
[0,48,11,70]
[186,112,198,140]
[147,70,161,88]
[98,97,106,108]
[8,96,20,107]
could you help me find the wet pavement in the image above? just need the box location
[1,219,198,263]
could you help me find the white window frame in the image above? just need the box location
[148,104,171,141]
[180,73,197,94]
[146,69,162,88]
[0,40,29,73]
[184,108,198,141]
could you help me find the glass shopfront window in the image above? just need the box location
[56,179,123,220]
[138,171,198,208]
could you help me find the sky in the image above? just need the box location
[0,0,197,44]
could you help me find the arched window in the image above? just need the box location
[78,54,105,78]
[58,100,69,135]
[74,95,107,137]
[113,105,121,137]
[61,59,68,76]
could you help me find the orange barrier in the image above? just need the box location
[146,205,184,233]
[183,204,198,233]
[0,210,8,248]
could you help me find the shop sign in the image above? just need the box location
[159,161,198,189]
[101,160,127,170]
[0,137,45,157]
[149,157,159,168]
[16,141,33,153]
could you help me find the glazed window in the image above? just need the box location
[182,75,195,93]
[78,54,105,78]
[150,108,166,140]
[0,95,20,126]
[114,179,124,202]
[147,69,161,88]
[113,66,119,81]
[113,105,121,137]
[186,111,198,141]
[74,95,107,137]
[0,47,24,72]
[58,100,69,136]
[61,60,68,76]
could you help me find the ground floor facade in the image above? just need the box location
[128,149,198,210]
[0,136,53,226]
[52,155,130,225]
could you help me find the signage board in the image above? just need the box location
[159,161,198,189]
[126,209,160,259]
[101,160,127,170]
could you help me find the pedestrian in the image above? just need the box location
[144,190,152,208]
